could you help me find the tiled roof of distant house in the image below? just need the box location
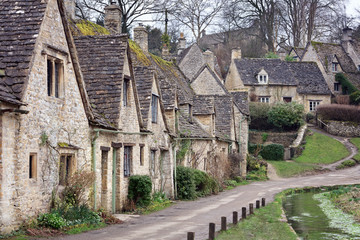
[231,91,250,115]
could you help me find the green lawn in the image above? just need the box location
[350,138,360,162]
[215,195,297,240]
[269,131,350,178]
[294,132,349,164]
[268,161,320,178]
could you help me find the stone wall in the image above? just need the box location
[249,131,298,147]
[191,68,226,95]
[326,121,360,137]
[178,45,206,80]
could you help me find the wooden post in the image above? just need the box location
[249,203,254,215]
[256,200,260,209]
[242,207,247,219]
[221,216,227,231]
[209,223,215,240]
[187,232,195,240]
[233,211,238,225]
[262,198,266,207]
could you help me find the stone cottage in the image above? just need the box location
[225,49,331,112]
[299,28,360,94]
[0,0,108,232]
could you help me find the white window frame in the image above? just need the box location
[259,97,270,103]
[258,74,268,84]
[309,100,321,111]
[332,63,338,72]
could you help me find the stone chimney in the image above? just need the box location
[231,48,242,60]
[342,27,353,42]
[177,32,186,55]
[162,44,170,59]
[105,2,122,34]
[203,49,215,71]
[133,24,148,52]
[64,0,75,20]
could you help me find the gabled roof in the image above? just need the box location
[190,64,228,94]
[74,35,129,127]
[231,91,249,115]
[306,41,358,73]
[288,62,331,95]
[0,0,47,105]
[214,95,233,140]
[178,112,212,139]
[234,58,298,86]
[193,95,214,115]
[289,47,305,59]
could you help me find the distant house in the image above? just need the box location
[299,28,360,94]
[225,49,331,112]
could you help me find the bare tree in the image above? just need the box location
[167,0,224,43]
[75,0,165,33]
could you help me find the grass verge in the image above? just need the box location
[215,192,297,240]
[350,138,360,162]
[294,131,349,164]
[268,161,320,178]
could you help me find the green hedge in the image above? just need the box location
[350,91,360,105]
[193,169,219,197]
[336,73,358,94]
[248,143,264,154]
[260,144,284,160]
[267,102,304,130]
[128,175,152,207]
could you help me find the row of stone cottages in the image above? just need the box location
[0,0,249,232]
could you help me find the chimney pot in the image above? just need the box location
[231,48,242,60]
[203,49,215,71]
[177,33,186,55]
[133,24,148,52]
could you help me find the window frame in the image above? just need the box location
[332,63,338,72]
[47,56,64,98]
[334,82,340,92]
[124,146,132,177]
[151,94,158,123]
[283,97,292,103]
[150,150,156,176]
[123,78,130,107]
[59,154,75,185]
[29,153,37,179]
[309,100,321,111]
[259,96,270,103]
[140,145,144,166]
[258,74,268,84]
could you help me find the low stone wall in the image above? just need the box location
[249,131,298,147]
[326,121,360,137]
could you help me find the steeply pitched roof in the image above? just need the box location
[234,58,298,86]
[231,91,249,115]
[0,0,47,105]
[214,95,233,140]
[178,112,212,139]
[74,35,128,126]
[288,62,331,95]
[193,95,214,115]
[308,42,358,73]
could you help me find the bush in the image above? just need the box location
[176,166,196,200]
[248,143,263,155]
[316,104,360,123]
[247,155,268,171]
[246,166,268,181]
[249,102,274,130]
[336,160,356,170]
[336,73,358,94]
[37,212,67,229]
[193,169,219,197]
[59,205,101,226]
[267,102,304,130]
[350,91,360,105]
[128,175,152,207]
[306,112,315,122]
[224,180,237,187]
[260,144,284,160]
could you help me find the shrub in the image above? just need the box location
[306,112,315,122]
[59,205,101,226]
[350,91,360,105]
[246,166,268,181]
[249,102,273,130]
[336,160,356,170]
[267,102,304,130]
[63,170,95,207]
[37,212,67,229]
[260,144,284,160]
[316,104,360,123]
[261,133,269,142]
[247,155,268,171]
[176,166,196,200]
[193,169,219,197]
[248,143,264,156]
[336,73,358,95]
[128,175,152,207]
[264,52,279,59]
[224,180,237,187]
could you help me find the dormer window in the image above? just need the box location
[332,63,338,72]
[257,69,268,84]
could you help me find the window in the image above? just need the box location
[334,82,340,92]
[358,65,360,71]
[258,74,268,84]
[140,145,144,166]
[124,146,132,177]
[309,100,321,111]
[29,153,37,179]
[283,97,292,103]
[59,154,74,185]
[151,94,158,123]
[123,79,129,106]
[259,97,270,103]
[150,150,156,176]
[47,58,63,98]
[332,63,338,72]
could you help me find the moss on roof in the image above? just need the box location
[129,39,151,66]
[70,19,110,36]
[150,53,179,77]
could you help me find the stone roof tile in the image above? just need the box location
[231,91,249,115]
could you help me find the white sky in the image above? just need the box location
[347,0,360,18]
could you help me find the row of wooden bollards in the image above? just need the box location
[187,198,266,240]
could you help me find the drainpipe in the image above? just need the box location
[91,131,99,210]
[112,148,117,213]
[173,140,177,199]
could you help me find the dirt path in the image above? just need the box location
[54,166,360,240]
[309,127,359,170]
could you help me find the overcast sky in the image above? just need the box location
[347,0,360,17]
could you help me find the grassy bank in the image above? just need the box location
[269,131,349,178]
[216,192,297,240]
[350,138,360,161]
